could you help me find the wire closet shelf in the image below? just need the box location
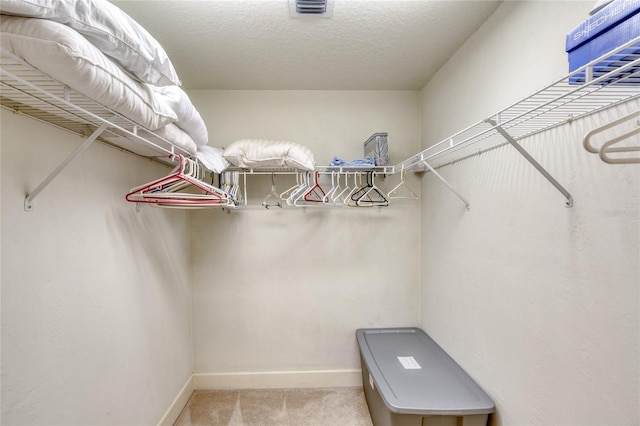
[1,37,639,210]
[397,36,640,173]
[0,49,193,161]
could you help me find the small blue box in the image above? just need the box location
[566,0,640,82]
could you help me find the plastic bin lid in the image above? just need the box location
[566,0,640,52]
[356,327,495,416]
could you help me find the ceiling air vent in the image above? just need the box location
[289,0,334,18]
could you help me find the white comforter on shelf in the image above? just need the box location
[0,0,181,86]
[0,12,208,156]
[152,85,209,147]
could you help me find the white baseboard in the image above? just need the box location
[158,369,363,425]
[157,375,195,426]
[193,369,363,390]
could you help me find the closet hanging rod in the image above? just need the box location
[228,165,396,175]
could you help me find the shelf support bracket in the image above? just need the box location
[487,119,573,208]
[421,161,470,210]
[24,122,109,211]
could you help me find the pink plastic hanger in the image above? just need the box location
[126,154,232,208]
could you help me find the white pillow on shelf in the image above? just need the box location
[196,145,229,174]
[223,139,316,171]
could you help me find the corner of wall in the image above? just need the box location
[157,375,195,426]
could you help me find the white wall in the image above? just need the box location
[0,111,193,425]
[189,90,421,377]
[419,2,639,426]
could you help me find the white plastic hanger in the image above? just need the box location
[584,109,640,164]
[280,173,301,201]
[345,173,364,207]
[598,130,640,164]
[322,172,339,204]
[288,172,311,206]
[333,172,351,205]
[388,165,418,200]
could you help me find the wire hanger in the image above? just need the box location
[262,173,282,209]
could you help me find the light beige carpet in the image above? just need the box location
[174,387,373,426]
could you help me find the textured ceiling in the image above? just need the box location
[112,0,502,90]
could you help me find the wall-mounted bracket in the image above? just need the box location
[486,119,573,208]
[421,160,470,210]
[24,122,109,211]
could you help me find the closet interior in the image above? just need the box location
[1,1,639,425]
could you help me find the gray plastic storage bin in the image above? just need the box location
[356,328,494,426]
[364,132,389,166]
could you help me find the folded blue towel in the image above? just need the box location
[330,156,376,167]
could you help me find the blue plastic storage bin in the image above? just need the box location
[566,0,640,71]
[566,0,640,83]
